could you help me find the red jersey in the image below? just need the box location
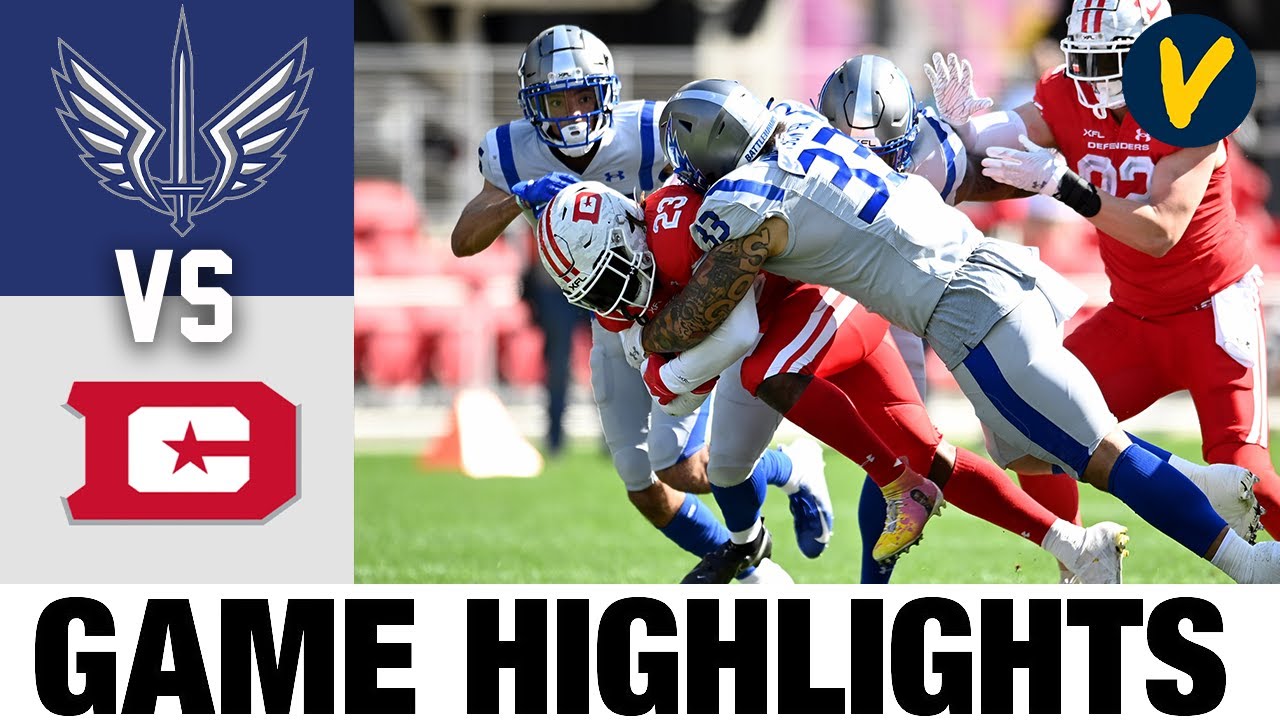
[597,182,792,332]
[1034,68,1252,317]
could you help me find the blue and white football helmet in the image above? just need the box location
[817,54,920,172]
[517,25,620,158]
[661,78,778,192]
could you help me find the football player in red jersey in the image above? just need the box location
[928,0,1273,568]
[539,179,1132,583]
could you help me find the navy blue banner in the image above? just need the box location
[1,0,352,296]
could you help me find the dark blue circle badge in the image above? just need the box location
[1123,14,1255,148]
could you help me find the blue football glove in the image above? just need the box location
[511,172,578,212]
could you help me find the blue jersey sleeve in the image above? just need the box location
[694,175,788,251]
[915,107,968,205]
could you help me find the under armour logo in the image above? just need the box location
[1135,129,1152,142]
[603,170,626,183]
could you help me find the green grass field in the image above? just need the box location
[355,433,1274,584]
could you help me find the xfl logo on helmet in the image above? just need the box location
[64,382,298,522]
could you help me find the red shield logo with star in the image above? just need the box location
[64,382,297,521]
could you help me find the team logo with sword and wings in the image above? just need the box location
[53,7,311,236]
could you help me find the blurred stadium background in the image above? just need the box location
[354,0,1280,582]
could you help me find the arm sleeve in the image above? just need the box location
[658,281,760,393]
[951,109,1028,157]
[916,108,970,205]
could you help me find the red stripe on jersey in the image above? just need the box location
[778,294,843,374]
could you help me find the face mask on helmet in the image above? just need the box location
[1062,38,1129,117]
[852,125,919,172]
[520,77,619,156]
[569,220,654,320]
[1059,0,1169,118]
[518,26,621,156]
[538,182,654,320]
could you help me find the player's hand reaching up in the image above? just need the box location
[511,171,578,213]
[981,135,1067,195]
[924,52,993,127]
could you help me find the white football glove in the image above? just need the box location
[923,52,994,127]
[981,135,1067,195]
[617,323,647,370]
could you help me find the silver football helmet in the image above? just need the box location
[818,54,920,172]
[1061,0,1171,118]
[518,25,620,157]
[537,181,654,321]
[660,79,779,192]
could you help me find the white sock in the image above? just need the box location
[1168,454,1202,484]
[1039,518,1081,563]
[777,449,802,495]
[730,518,762,546]
[1210,529,1250,582]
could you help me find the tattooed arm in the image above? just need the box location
[641,216,788,355]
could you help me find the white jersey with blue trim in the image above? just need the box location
[693,103,989,337]
[908,106,968,206]
[477,100,665,203]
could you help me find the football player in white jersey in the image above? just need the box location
[636,78,1280,583]
[449,27,829,582]
[816,53,1038,583]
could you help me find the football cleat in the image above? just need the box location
[683,524,773,584]
[1237,540,1280,583]
[780,437,834,559]
[1191,464,1263,544]
[1061,522,1129,584]
[872,464,943,564]
[737,557,794,584]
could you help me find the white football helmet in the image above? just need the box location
[1061,0,1171,118]
[537,181,654,320]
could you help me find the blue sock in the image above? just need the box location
[1126,432,1172,462]
[660,494,730,558]
[710,473,768,534]
[1107,445,1224,557]
[755,448,794,488]
[858,476,893,584]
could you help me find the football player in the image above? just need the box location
[817,53,1031,583]
[449,26,827,582]
[542,179,1136,582]
[927,0,1275,565]
[644,78,1280,582]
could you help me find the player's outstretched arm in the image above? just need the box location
[954,155,1036,203]
[640,216,787,355]
[1084,143,1220,258]
[450,180,526,257]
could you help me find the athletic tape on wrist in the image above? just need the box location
[1054,170,1102,218]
